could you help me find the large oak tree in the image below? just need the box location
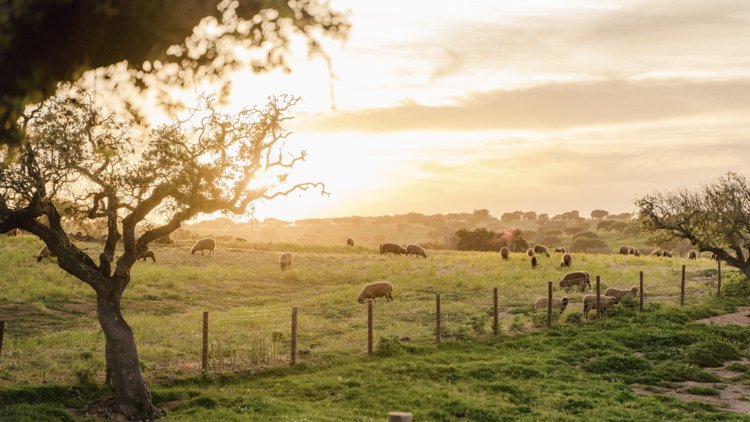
[0,90,326,420]
[636,172,750,279]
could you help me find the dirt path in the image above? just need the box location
[696,307,750,326]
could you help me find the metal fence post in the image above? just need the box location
[639,271,644,312]
[681,265,686,307]
[436,294,441,344]
[493,287,498,336]
[547,281,553,328]
[291,306,298,365]
[202,311,209,371]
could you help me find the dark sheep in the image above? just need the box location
[527,248,535,257]
[347,238,354,247]
[381,242,407,255]
[501,247,510,261]
[687,250,697,260]
[534,245,550,258]
[531,255,538,269]
[406,244,427,258]
[137,250,156,262]
[560,253,573,267]
[558,271,591,292]
[619,246,629,255]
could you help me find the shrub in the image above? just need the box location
[541,235,562,246]
[563,227,585,235]
[467,313,488,334]
[682,340,741,367]
[623,225,641,236]
[375,334,404,357]
[683,386,720,397]
[645,302,662,312]
[726,363,750,373]
[509,315,525,332]
[654,361,721,383]
[531,309,561,327]
[564,311,583,324]
[610,221,629,233]
[72,362,100,385]
[441,323,471,342]
[722,273,750,298]
[570,237,608,253]
[583,353,651,375]
[572,231,599,241]
[545,229,563,236]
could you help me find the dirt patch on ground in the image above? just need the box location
[632,357,750,415]
[696,307,750,327]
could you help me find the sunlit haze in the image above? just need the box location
[208,0,750,221]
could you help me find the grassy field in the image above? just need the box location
[0,234,744,421]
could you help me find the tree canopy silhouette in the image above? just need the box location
[0,0,349,149]
[637,172,750,279]
[0,90,326,420]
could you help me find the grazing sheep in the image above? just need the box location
[347,238,354,247]
[357,282,393,303]
[527,248,535,257]
[406,244,427,258]
[560,253,573,267]
[650,249,662,257]
[687,250,697,260]
[379,243,384,254]
[191,238,216,255]
[633,248,642,257]
[554,247,566,254]
[711,253,720,261]
[619,246,629,255]
[279,252,293,271]
[36,245,55,262]
[6,228,19,237]
[381,242,407,255]
[137,250,156,262]
[531,256,538,269]
[558,271,591,292]
[534,245,551,257]
[501,247,510,261]
[662,250,673,258]
[628,247,635,255]
[534,296,569,312]
[583,295,620,318]
[604,285,639,300]
[235,237,248,243]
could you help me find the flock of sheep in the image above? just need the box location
[28,232,709,317]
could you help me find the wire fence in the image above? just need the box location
[0,265,720,381]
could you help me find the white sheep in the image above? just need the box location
[583,294,620,318]
[604,286,638,301]
[191,238,216,255]
[357,282,393,303]
[381,243,407,255]
[534,296,569,312]
[406,244,427,258]
[279,252,293,271]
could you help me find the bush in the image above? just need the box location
[563,227,585,235]
[582,353,651,375]
[722,273,750,298]
[726,362,750,373]
[509,315,525,332]
[72,362,100,385]
[531,309,561,327]
[544,229,563,236]
[570,237,608,253]
[467,313,488,334]
[375,334,404,357]
[683,386,720,397]
[645,302,662,312]
[441,323,471,342]
[682,340,741,367]
[572,231,599,241]
[654,361,721,383]
[541,235,562,246]
[623,225,641,236]
[564,311,583,324]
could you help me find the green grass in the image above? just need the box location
[0,234,743,420]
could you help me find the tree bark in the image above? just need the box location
[96,285,162,420]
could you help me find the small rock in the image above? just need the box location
[9,363,17,369]
[400,335,412,342]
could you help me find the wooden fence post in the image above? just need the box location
[639,271,644,312]
[681,265,686,307]
[202,311,209,371]
[436,294,441,344]
[367,299,373,355]
[0,320,4,356]
[547,281,553,328]
[291,307,298,365]
[388,412,413,422]
[717,261,722,298]
[493,287,498,336]
[596,276,601,320]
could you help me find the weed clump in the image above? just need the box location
[531,309,561,327]
[582,353,651,375]
[467,313,488,334]
[375,334,404,357]
[508,315,525,332]
[726,362,750,373]
[441,323,470,341]
[683,386,721,397]
[564,311,583,324]
[722,273,750,298]
[653,361,721,383]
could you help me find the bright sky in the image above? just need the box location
[204,0,750,221]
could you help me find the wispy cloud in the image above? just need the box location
[297,79,750,133]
